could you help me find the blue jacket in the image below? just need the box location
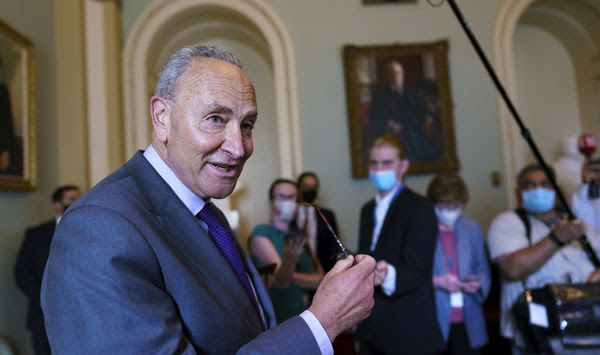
[41,152,320,354]
[433,217,491,348]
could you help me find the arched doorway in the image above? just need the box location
[493,0,600,206]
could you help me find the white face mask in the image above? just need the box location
[435,206,462,227]
[276,200,297,222]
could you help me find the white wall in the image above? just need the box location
[514,25,582,162]
[0,1,57,354]
[122,0,507,249]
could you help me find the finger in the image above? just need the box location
[347,255,377,280]
[328,255,355,274]
[375,264,387,273]
[354,254,370,263]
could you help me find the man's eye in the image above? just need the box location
[208,115,223,124]
[242,121,255,131]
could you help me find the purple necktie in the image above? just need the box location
[197,203,261,318]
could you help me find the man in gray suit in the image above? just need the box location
[41,46,375,354]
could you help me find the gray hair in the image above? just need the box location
[154,45,243,101]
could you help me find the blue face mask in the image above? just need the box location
[369,170,398,192]
[522,187,555,213]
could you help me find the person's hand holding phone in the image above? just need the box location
[433,273,462,293]
[461,275,481,294]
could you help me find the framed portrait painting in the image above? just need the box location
[343,40,459,177]
[0,19,35,190]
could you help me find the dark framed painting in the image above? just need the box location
[343,40,459,177]
[0,19,35,190]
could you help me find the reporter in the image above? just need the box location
[488,164,599,351]
[428,173,490,354]
[249,178,324,322]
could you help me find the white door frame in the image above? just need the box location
[492,0,537,206]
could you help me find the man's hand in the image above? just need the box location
[588,268,600,283]
[374,260,389,286]
[433,273,462,293]
[308,254,375,342]
[553,218,585,245]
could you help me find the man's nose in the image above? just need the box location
[372,164,384,171]
[221,125,246,159]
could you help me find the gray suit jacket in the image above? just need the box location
[433,217,491,348]
[41,152,320,354]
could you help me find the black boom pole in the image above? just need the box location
[438,0,600,267]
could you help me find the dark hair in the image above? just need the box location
[297,171,319,188]
[268,178,297,200]
[370,134,408,160]
[427,173,469,205]
[52,185,80,202]
[517,164,555,187]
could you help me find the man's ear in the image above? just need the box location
[150,96,171,143]
[399,159,410,178]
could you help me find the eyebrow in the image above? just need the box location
[205,103,233,115]
[205,103,258,119]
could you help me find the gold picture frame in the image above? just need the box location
[343,40,459,177]
[0,19,35,190]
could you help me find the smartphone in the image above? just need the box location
[284,227,305,240]
[463,275,480,282]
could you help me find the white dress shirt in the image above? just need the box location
[370,184,403,296]
[143,145,332,354]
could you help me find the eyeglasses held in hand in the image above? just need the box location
[300,202,352,260]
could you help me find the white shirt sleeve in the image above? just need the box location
[299,310,333,355]
[487,211,530,261]
[380,263,397,296]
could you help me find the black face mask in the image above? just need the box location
[301,190,317,204]
[589,180,600,200]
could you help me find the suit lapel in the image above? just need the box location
[360,200,376,253]
[244,254,275,328]
[433,236,446,275]
[125,152,264,334]
[373,189,409,255]
[455,221,470,279]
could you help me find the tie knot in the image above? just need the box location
[196,203,221,228]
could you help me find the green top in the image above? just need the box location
[248,224,313,323]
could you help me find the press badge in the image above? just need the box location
[528,302,549,328]
[450,292,463,308]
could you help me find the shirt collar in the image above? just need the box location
[375,183,403,207]
[143,145,206,216]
